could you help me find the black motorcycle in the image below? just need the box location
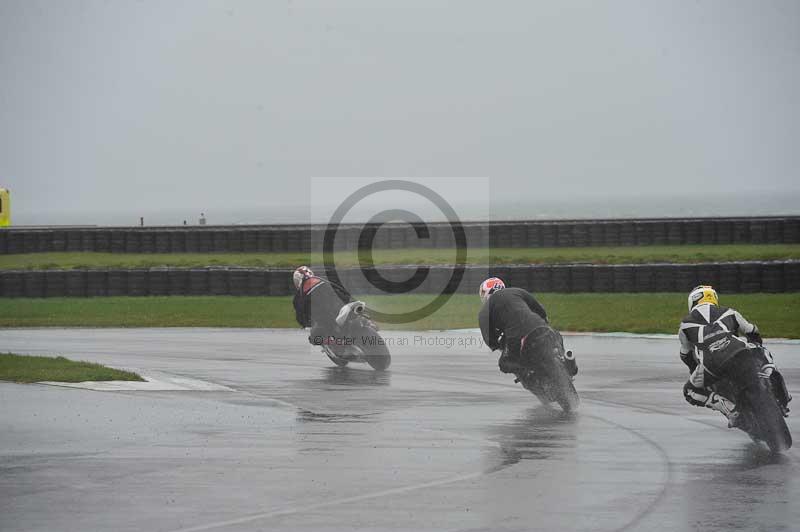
[318,302,391,371]
[711,346,792,453]
[503,327,579,413]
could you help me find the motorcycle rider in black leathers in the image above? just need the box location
[679,285,791,427]
[478,277,576,376]
[292,266,352,346]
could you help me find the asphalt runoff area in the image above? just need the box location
[2,328,799,531]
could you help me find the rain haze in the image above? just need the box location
[1,0,799,226]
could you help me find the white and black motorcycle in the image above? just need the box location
[317,301,391,371]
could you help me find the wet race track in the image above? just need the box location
[1,328,799,532]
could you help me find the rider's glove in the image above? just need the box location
[746,331,763,346]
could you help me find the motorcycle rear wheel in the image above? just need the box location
[352,325,391,371]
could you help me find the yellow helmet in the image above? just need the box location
[688,285,718,311]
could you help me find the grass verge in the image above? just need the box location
[1,244,799,270]
[0,293,798,338]
[0,352,144,383]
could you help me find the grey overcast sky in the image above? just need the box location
[1,0,799,225]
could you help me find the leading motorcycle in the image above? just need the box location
[711,346,792,453]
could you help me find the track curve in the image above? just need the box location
[1,328,798,532]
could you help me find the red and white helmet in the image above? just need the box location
[293,266,314,289]
[479,277,505,303]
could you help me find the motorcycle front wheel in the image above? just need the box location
[321,345,349,367]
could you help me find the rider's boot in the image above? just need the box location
[706,392,742,429]
[706,393,741,428]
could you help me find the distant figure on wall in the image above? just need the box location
[199,213,207,225]
[183,220,187,226]
[140,217,144,227]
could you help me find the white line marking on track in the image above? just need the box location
[39,374,233,392]
[169,470,486,532]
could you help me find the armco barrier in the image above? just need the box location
[1,262,799,297]
[3,216,800,254]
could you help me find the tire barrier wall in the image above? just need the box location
[2,261,799,297]
[0,268,296,298]
[2,217,799,254]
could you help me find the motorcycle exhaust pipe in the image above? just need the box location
[563,350,578,377]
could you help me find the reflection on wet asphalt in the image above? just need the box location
[486,407,578,468]
[0,329,798,532]
[312,366,393,387]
